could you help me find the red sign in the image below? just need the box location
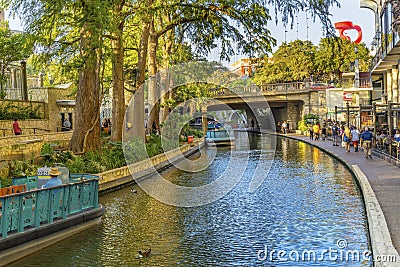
[343,92,353,101]
[334,21,362,43]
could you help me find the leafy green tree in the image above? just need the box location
[4,0,342,150]
[7,0,113,153]
[253,37,371,85]
[0,22,33,99]
[313,37,371,81]
[253,40,316,84]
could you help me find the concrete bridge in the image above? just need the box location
[207,82,327,130]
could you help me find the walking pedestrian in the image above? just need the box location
[282,121,288,134]
[308,125,314,140]
[321,124,327,140]
[343,126,352,152]
[277,121,281,133]
[313,123,320,141]
[360,127,373,159]
[351,126,360,152]
[331,123,339,146]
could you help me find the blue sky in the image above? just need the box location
[272,0,375,47]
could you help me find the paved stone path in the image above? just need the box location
[284,134,400,256]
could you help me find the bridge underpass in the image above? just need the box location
[206,99,304,132]
[208,84,326,131]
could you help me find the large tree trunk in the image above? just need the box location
[131,16,152,141]
[147,20,159,135]
[69,22,101,153]
[160,28,173,122]
[111,1,125,142]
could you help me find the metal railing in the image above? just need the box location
[208,82,308,97]
[341,77,372,88]
[0,176,99,239]
[259,82,307,92]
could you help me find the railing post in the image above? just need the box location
[79,183,83,211]
[34,191,40,228]
[334,106,338,123]
[17,194,24,233]
[373,102,377,148]
[388,101,393,156]
[1,198,7,238]
[67,183,72,215]
[62,186,68,219]
[359,104,362,131]
[47,189,53,224]
[93,180,99,209]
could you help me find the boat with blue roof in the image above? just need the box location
[0,165,104,266]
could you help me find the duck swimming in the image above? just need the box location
[139,248,151,257]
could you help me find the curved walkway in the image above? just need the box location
[281,133,400,266]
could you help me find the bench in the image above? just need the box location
[0,184,27,199]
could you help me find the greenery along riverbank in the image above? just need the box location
[0,129,203,187]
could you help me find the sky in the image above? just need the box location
[5,0,375,62]
[208,0,376,63]
[270,0,375,48]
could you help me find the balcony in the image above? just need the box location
[340,72,372,90]
[370,8,400,73]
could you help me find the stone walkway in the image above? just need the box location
[282,133,400,263]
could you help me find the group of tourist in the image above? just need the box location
[308,123,327,141]
[308,122,374,159]
[277,121,289,134]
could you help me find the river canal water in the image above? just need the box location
[11,134,371,266]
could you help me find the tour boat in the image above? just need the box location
[205,128,235,146]
[0,169,104,266]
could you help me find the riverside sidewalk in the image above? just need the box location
[283,133,400,265]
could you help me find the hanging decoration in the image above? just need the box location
[334,21,363,43]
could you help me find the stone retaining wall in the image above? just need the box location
[98,141,204,192]
[0,132,73,161]
[0,119,50,137]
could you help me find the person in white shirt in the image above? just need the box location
[350,126,360,152]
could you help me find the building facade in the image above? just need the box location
[362,0,400,104]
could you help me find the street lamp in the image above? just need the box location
[20,60,28,100]
[354,46,359,88]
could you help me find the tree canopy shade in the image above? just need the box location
[313,37,371,80]
[0,22,33,99]
[5,0,113,153]
[253,37,371,85]
[3,0,342,153]
[253,40,315,84]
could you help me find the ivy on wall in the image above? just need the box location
[0,103,42,120]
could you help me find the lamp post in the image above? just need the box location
[20,60,28,100]
[354,46,359,88]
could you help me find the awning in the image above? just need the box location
[56,100,76,106]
